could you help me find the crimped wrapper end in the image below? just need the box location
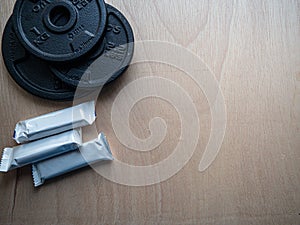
[13,122,28,144]
[84,101,97,125]
[0,148,14,172]
[99,133,114,161]
[32,165,43,187]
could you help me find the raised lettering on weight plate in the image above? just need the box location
[8,32,17,61]
[107,24,122,34]
[104,42,126,61]
[71,0,93,10]
[30,27,50,46]
[32,0,53,13]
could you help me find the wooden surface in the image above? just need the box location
[0,0,300,224]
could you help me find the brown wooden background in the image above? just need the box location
[0,0,299,224]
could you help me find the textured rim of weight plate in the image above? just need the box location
[1,17,76,101]
[12,0,107,62]
[50,4,135,88]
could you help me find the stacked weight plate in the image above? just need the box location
[2,0,134,101]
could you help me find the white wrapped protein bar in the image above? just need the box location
[0,129,82,172]
[13,101,96,144]
[32,133,113,187]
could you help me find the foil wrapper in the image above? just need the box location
[13,101,96,144]
[0,129,82,172]
[32,133,113,187]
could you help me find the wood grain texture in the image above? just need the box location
[0,0,299,224]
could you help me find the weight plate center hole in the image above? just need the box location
[44,2,77,33]
[49,6,71,28]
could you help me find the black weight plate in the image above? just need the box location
[2,18,77,101]
[12,0,107,62]
[50,4,134,88]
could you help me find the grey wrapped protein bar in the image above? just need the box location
[0,129,82,172]
[32,133,113,187]
[13,101,96,144]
